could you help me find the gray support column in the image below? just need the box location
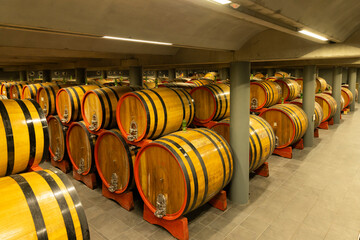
[75,68,86,85]
[102,70,107,79]
[43,70,52,82]
[228,61,250,204]
[267,68,274,77]
[168,68,176,81]
[357,69,360,103]
[348,68,356,111]
[154,70,159,79]
[19,70,27,82]
[332,67,342,124]
[219,68,229,80]
[129,66,143,87]
[294,69,301,78]
[303,66,316,147]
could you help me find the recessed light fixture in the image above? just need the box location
[298,30,328,41]
[208,0,232,5]
[102,36,173,46]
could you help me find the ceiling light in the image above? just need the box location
[298,30,328,41]
[208,0,232,5]
[102,36,172,46]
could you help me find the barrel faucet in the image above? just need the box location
[88,113,98,131]
[154,194,167,218]
[77,158,85,174]
[43,103,48,115]
[108,173,118,193]
[127,119,138,141]
[62,107,69,123]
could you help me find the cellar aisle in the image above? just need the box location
[41,104,360,240]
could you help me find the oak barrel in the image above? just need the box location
[48,115,68,162]
[259,104,308,148]
[316,77,327,93]
[117,87,194,142]
[341,87,354,108]
[135,128,233,220]
[275,79,301,101]
[0,95,7,99]
[0,169,89,240]
[188,79,213,86]
[56,85,100,125]
[250,81,282,109]
[274,71,289,78]
[203,72,218,81]
[82,86,141,132]
[143,81,156,89]
[290,98,324,129]
[37,84,74,116]
[323,90,345,110]
[210,115,276,172]
[95,129,137,193]
[315,93,337,122]
[22,82,59,100]
[66,121,96,175]
[294,79,303,93]
[1,82,15,98]
[190,83,230,123]
[159,82,196,93]
[0,99,49,176]
[9,82,28,99]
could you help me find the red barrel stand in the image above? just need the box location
[101,183,134,211]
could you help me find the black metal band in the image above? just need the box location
[0,100,15,175]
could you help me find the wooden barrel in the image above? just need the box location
[188,79,213,86]
[82,86,141,132]
[37,84,74,117]
[0,169,89,240]
[259,104,308,148]
[0,99,48,176]
[290,99,324,129]
[275,79,301,101]
[48,115,68,162]
[95,129,137,193]
[250,81,282,110]
[159,83,196,93]
[56,85,100,125]
[22,82,59,100]
[9,82,27,99]
[203,72,218,81]
[66,121,96,176]
[315,93,337,122]
[274,71,289,78]
[210,115,276,172]
[117,87,194,142]
[0,95,7,99]
[190,83,230,123]
[253,72,265,79]
[341,87,354,108]
[143,82,156,89]
[323,90,345,110]
[134,128,233,220]
[326,84,332,91]
[315,77,327,93]
[1,82,16,98]
[294,79,303,93]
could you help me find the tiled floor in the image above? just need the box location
[42,104,360,240]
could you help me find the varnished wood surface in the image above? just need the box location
[56,85,99,124]
[323,90,345,110]
[316,77,327,93]
[315,93,337,122]
[188,79,213,86]
[190,83,230,123]
[274,72,289,78]
[1,82,16,98]
[95,129,136,193]
[341,87,354,108]
[22,82,59,100]
[295,79,303,93]
[254,72,265,79]
[211,115,275,172]
[143,82,156,89]
[135,128,233,220]
[159,83,195,93]
[275,79,301,101]
[117,87,194,141]
[9,82,28,99]
[290,99,324,129]
[66,121,95,175]
[48,115,67,161]
[0,95,7,99]
[0,99,48,176]
[250,81,282,109]
[260,104,308,148]
[82,86,141,131]
[0,169,89,240]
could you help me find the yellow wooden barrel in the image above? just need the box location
[117,87,194,142]
[135,128,233,220]
[250,81,282,110]
[159,83,196,93]
[1,82,16,98]
[259,104,308,148]
[294,79,303,93]
[323,90,345,110]
[95,129,137,194]
[0,169,89,240]
[82,86,141,132]
[315,93,337,122]
[188,79,213,86]
[66,121,96,176]
[0,95,7,99]
[143,81,156,89]
[190,83,230,123]
[9,82,28,99]
[37,84,74,117]
[274,71,289,78]
[22,82,59,100]
[203,72,218,81]
[56,85,100,125]
[0,99,48,176]
[326,84,332,91]
[341,87,354,108]
[316,77,327,93]
[210,115,276,172]
[48,115,68,162]
[253,72,265,79]
[275,79,301,101]
[290,99,324,129]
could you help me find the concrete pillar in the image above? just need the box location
[19,70,27,82]
[102,70,107,79]
[332,67,342,124]
[294,69,301,78]
[43,70,52,82]
[303,66,316,147]
[129,66,143,87]
[154,70,159,79]
[75,68,86,85]
[168,68,176,81]
[228,61,250,204]
[267,68,274,77]
[219,68,229,80]
[357,69,360,103]
[348,68,356,111]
